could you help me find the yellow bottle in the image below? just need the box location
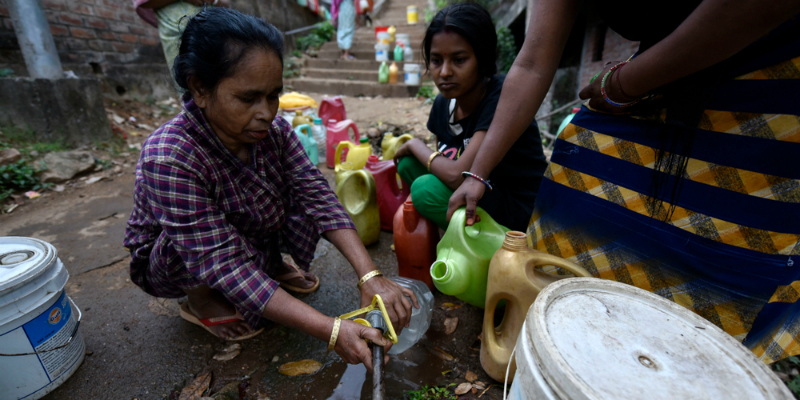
[336,170,380,245]
[381,133,413,161]
[335,137,372,174]
[480,231,592,382]
[335,161,356,187]
[388,62,399,84]
[292,110,312,128]
[387,25,396,44]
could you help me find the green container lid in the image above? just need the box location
[360,137,369,143]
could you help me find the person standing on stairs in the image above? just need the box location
[332,0,357,59]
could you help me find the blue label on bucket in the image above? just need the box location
[23,291,71,348]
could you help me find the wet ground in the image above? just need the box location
[0,95,505,399]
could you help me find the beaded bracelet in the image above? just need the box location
[600,62,640,108]
[357,270,383,289]
[328,317,341,350]
[461,171,493,191]
[614,62,637,101]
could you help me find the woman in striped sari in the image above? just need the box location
[447,0,800,363]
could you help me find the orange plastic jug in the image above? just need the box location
[318,97,346,125]
[381,134,413,161]
[336,170,380,245]
[365,155,409,231]
[430,207,508,308]
[394,199,438,290]
[481,231,592,382]
[326,119,359,169]
[335,137,372,174]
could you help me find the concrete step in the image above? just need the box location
[306,58,423,70]
[303,68,431,81]
[317,48,424,61]
[321,40,425,53]
[354,27,426,37]
[286,77,420,98]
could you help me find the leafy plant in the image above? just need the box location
[0,161,46,201]
[0,125,69,158]
[405,384,457,400]
[496,26,518,74]
[283,57,304,79]
[0,68,14,77]
[296,21,336,52]
[416,85,436,100]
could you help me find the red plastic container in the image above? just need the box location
[318,97,346,126]
[393,199,438,291]
[326,119,359,169]
[374,26,388,41]
[365,155,410,231]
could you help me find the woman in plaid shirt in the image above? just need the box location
[123,8,415,368]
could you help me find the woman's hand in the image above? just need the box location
[578,62,640,114]
[392,139,421,166]
[359,276,419,333]
[334,319,392,370]
[447,177,485,226]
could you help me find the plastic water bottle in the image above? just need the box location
[404,45,413,62]
[388,276,434,354]
[312,117,327,163]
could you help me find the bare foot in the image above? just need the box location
[185,289,254,340]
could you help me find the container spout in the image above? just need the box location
[502,231,528,251]
[430,259,469,296]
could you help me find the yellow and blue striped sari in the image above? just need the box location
[527,22,800,363]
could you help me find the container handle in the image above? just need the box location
[0,296,83,357]
[529,252,592,278]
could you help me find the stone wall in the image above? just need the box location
[0,0,320,99]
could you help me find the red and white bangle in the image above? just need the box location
[462,171,493,191]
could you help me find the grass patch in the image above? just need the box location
[0,126,70,158]
[404,384,457,400]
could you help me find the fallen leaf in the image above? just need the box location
[472,387,478,394]
[52,185,65,192]
[278,360,322,376]
[85,176,105,185]
[272,356,279,362]
[213,343,242,362]
[440,302,463,311]
[454,382,472,395]
[24,191,41,199]
[428,346,454,361]
[474,380,487,389]
[179,370,211,400]
[444,317,458,335]
[465,370,477,382]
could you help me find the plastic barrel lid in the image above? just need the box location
[0,237,57,293]
[529,278,792,400]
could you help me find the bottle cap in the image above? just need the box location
[368,155,379,163]
[360,137,369,143]
[314,117,323,124]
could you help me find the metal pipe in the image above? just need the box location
[371,343,385,400]
[6,0,63,79]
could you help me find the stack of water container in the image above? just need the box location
[374,26,421,85]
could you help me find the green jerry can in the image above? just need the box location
[430,207,509,308]
[294,124,319,165]
[336,170,380,246]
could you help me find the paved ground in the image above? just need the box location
[0,95,504,399]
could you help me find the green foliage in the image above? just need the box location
[0,126,69,158]
[496,26,518,74]
[405,384,457,400]
[283,57,304,79]
[0,68,15,77]
[0,161,46,201]
[296,21,336,52]
[416,85,436,100]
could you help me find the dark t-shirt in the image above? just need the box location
[426,75,548,231]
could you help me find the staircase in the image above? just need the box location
[286,0,429,97]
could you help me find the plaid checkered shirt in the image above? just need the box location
[123,95,355,324]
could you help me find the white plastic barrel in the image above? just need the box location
[375,43,389,61]
[377,32,391,45]
[395,33,411,49]
[403,63,421,85]
[508,278,792,400]
[0,237,85,400]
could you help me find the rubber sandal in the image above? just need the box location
[179,302,264,341]
[276,255,320,294]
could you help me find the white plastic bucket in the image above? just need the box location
[0,237,85,400]
[508,278,792,400]
[377,32,391,45]
[403,63,421,85]
[375,43,389,61]
[395,33,411,49]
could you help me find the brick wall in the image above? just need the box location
[0,0,320,98]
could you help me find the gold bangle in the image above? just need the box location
[427,151,441,172]
[328,317,341,350]
[357,270,382,289]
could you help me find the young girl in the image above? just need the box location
[394,2,548,232]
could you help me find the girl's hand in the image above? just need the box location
[334,319,393,370]
[392,139,420,165]
[359,276,419,333]
[578,62,638,115]
[447,177,484,226]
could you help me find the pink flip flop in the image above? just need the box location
[179,302,264,341]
